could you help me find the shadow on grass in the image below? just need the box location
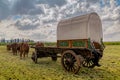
[35,58,58,65]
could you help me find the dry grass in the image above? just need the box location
[0,45,120,80]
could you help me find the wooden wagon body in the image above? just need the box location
[31,12,105,74]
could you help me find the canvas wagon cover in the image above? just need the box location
[57,12,103,43]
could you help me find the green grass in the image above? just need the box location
[0,45,120,80]
[104,41,120,45]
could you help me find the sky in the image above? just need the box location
[0,0,120,42]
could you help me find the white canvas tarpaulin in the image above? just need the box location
[57,12,103,43]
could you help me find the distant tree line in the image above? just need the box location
[0,38,34,43]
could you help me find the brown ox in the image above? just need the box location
[6,44,11,51]
[35,42,44,47]
[20,42,29,59]
[17,43,21,53]
[11,43,18,55]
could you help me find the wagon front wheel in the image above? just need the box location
[61,50,80,74]
[51,53,57,61]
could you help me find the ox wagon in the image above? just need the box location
[31,12,105,74]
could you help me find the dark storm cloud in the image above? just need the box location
[0,0,100,20]
[11,0,66,15]
[14,20,40,30]
[36,0,67,7]
[28,8,44,15]
[0,0,66,20]
[86,0,100,4]
[0,0,10,20]
[12,0,36,15]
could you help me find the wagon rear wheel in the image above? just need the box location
[34,52,38,63]
[31,52,38,63]
[82,58,95,68]
[61,50,80,74]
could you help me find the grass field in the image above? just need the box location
[0,45,120,80]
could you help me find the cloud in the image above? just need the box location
[14,18,40,30]
[30,33,47,40]
[104,32,120,41]
[0,0,120,41]
[11,0,36,15]
[100,0,120,41]
[36,0,67,7]
[0,0,10,20]
[11,0,67,15]
[86,0,100,4]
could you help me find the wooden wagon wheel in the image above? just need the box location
[31,52,38,63]
[82,58,95,68]
[34,52,38,63]
[51,53,57,61]
[61,50,80,74]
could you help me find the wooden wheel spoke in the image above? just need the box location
[82,59,95,68]
[68,66,71,71]
[64,63,69,70]
[71,55,75,59]
[66,53,71,58]
[69,65,77,72]
[64,60,68,66]
[88,61,92,66]
[63,54,68,59]
[71,66,75,72]
[73,62,79,69]
[70,66,73,72]
[83,61,87,66]
[72,58,76,62]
